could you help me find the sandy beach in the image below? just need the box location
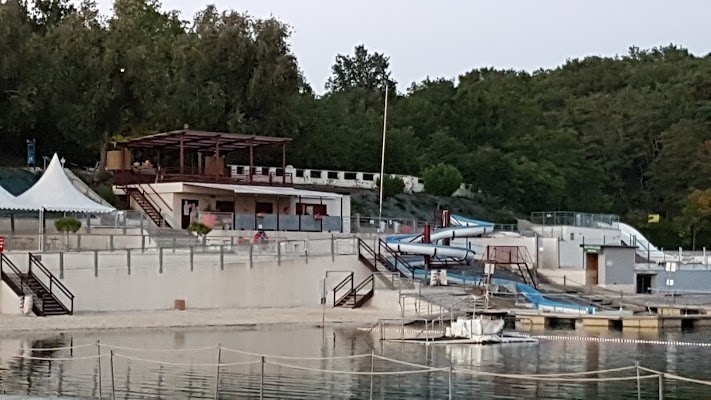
[0,306,402,333]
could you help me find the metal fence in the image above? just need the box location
[530,212,620,228]
[6,237,360,277]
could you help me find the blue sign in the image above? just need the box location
[26,139,36,167]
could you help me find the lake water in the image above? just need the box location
[0,323,710,399]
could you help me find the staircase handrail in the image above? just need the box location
[378,239,416,276]
[28,253,74,314]
[1,254,44,312]
[352,274,375,307]
[129,185,177,229]
[333,273,354,306]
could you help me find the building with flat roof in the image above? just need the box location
[110,130,350,233]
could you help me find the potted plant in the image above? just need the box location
[188,221,212,245]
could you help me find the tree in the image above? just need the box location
[325,44,396,94]
[188,221,212,244]
[422,164,463,196]
[377,175,405,199]
[677,189,711,250]
[55,216,81,249]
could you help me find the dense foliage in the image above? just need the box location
[3,1,711,247]
[377,175,405,199]
[422,164,463,197]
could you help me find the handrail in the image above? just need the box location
[378,239,416,277]
[127,185,174,228]
[333,273,354,306]
[1,254,44,313]
[28,253,74,315]
[145,183,173,213]
[352,274,375,307]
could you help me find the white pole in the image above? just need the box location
[378,86,389,223]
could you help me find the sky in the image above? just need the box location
[91,0,711,94]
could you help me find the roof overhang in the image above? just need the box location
[123,130,291,152]
[183,183,344,200]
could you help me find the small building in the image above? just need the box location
[110,130,351,233]
[580,244,637,289]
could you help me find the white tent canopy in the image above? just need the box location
[16,153,115,213]
[0,185,33,211]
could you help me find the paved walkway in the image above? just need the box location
[0,307,402,333]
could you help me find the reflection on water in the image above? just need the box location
[0,325,710,399]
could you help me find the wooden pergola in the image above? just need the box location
[121,129,291,184]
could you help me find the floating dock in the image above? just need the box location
[513,306,711,330]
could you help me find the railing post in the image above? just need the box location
[190,246,194,272]
[249,244,253,268]
[658,373,664,399]
[97,340,103,399]
[141,235,146,253]
[331,234,335,262]
[59,252,64,279]
[77,233,81,250]
[93,250,99,277]
[277,240,281,266]
[109,235,114,252]
[219,245,224,270]
[636,361,641,400]
[126,249,131,275]
[159,247,164,273]
[172,237,176,253]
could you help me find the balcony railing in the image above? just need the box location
[113,169,293,187]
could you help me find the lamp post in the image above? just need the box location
[378,86,389,224]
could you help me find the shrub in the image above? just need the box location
[188,222,212,239]
[422,163,463,196]
[376,175,405,198]
[54,217,82,234]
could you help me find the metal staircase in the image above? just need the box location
[333,274,375,308]
[126,186,173,228]
[0,254,74,316]
[356,238,415,289]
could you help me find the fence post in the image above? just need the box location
[214,343,222,400]
[172,237,177,253]
[126,249,131,275]
[97,340,102,399]
[260,356,265,400]
[658,373,664,399]
[305,247,309,264]
[59,252,64,279]
[122,214,127,235]
[141,235,146,253]
[369,351,375,400]
[77,234,81,251]
[190,247,194,272]
[249,244,254,268]
[110,350,116,399]
[159,247,164,274]
[636,361,641,400]
[219,245,224,270]
[109,235,114,252]
[448,356,453,400]
[93,250,99,277]
[331,234,335,262]
[277,241,281,266]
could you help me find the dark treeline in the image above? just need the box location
[3,0,711,248]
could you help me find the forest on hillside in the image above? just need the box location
[2,0,711,248]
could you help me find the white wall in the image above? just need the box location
[535,225,622,269]
[1,281,22,315]
[4,251,375,312]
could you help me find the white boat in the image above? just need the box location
[382,310,538,345]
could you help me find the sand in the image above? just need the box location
[0,306,403,333]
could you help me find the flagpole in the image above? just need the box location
[378,86,389,225]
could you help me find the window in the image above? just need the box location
[256,202,274,214]
[328,171,338,179]
[344,172,357,180]
[296,203,328,216]
[296,170,304,178]
[363,173,374,181]
[274,168,284,176]
[310,170,323,179]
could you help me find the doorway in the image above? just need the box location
[585,252,599,285]
[636,274,653,294]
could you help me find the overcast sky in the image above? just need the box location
[92,0,710,94]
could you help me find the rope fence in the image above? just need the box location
[4,341,711,399]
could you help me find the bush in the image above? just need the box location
[54,217,82,234]
[376,175,405,199]
[422,163,463,196]
[188,222,212,238]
